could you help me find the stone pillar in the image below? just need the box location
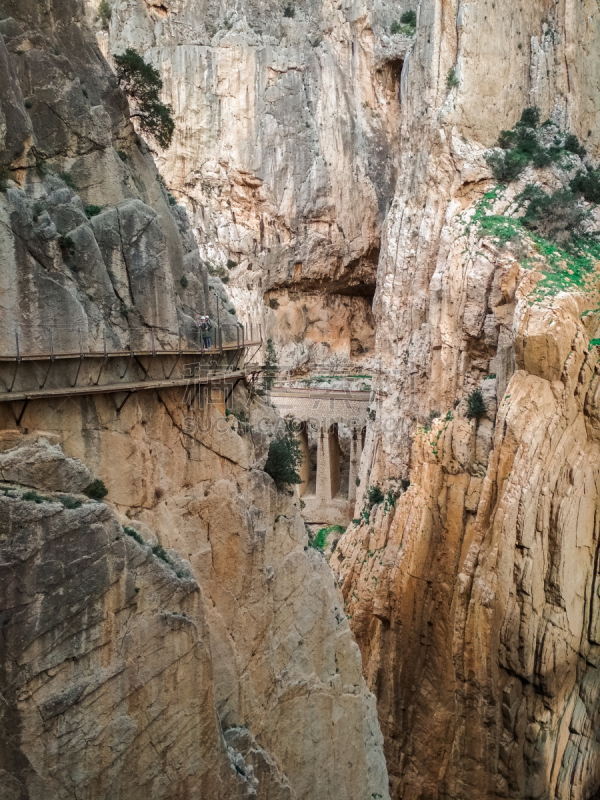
[348,426,364,504]
[316,424,341,502]
[297,425,310,497]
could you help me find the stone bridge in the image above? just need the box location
[270,386,370,526]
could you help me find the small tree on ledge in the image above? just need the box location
[264,435,303,490]
[114,48,175,149]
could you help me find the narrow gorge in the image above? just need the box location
[2,0,600,799]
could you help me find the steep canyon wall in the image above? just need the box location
[0,1,390,797]
[95,0,418,371]
[332,1,600,799]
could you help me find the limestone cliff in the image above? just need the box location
[0,0,238,354]
[331,2,600,799]
[0,1,390,797]
[94,0,417,371]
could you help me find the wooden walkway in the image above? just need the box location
[0,340,262,363]
[0,369,250,404]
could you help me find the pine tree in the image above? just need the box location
[114,49,175,149]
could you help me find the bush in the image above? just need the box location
[180,275,188,288]
[168,193,177,205]
[22,490,51,504]
[486,108,586,185]
[85,204,103,218]
[485,149,529,182]
[59,170,76,190]
[124,526,144,544]
[117,149,128,162]
[98,0,111,28]
[114,48,175,149]
[268,297,280,310]
[570,168,600,204]
[517,185,587,243]
[400,478,410,491]
[519,106,541,128]
[283,3,295,17]
[61,496,82,509]
[83,478,108,500]
[466,388,486,418]
[447,68,459,88]
[564,133,586,157]
[58,234,76,257]
[226,259,237,268]
[264,435,303,488]
[152,543,169,562]
[366,486,384,506]
[401,10,417,25]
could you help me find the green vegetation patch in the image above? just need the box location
[391,10,416,35]
[264,434,303,488]
[467,180,600,302]
[85,204,103,218]
[466,388,486,419]
[310,524,345,551]
[22,490,52,504]
[485,107,587,183]
[124,526,144,544]
[83,478,108,500]
[114,48,175,149]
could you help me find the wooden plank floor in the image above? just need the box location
[0,340,263,363]
[0,370,248,403]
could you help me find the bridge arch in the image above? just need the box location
[270,387,369,525]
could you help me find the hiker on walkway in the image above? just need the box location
[201,315,212,349]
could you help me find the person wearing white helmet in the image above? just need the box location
[200,315,212,349]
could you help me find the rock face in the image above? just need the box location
[0,2,390,797]
[94,0,416,370]
[0,0,238,354]
[0,395,389,799]
[330,2,600,799]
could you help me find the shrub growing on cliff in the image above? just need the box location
[366,486,384,506]
[486,108,587,183]
[517,185,587,244]
[22,490,51,504]
[98,0,111,29]
[58,235,76,258]
[114,48,175,149]
[83,479,108,500]
[263,338,278,392]
[446,68,459,88]
[466,388,486,419]
[124,526,144,544]
[283,3,295,17]
[61,496,82,509]
[85,204,103,218]
[264,435,303,489]
[570,168,600,204]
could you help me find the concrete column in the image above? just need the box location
[316,424,341,501]
[297,425,310,497]
[348,426,364,504]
